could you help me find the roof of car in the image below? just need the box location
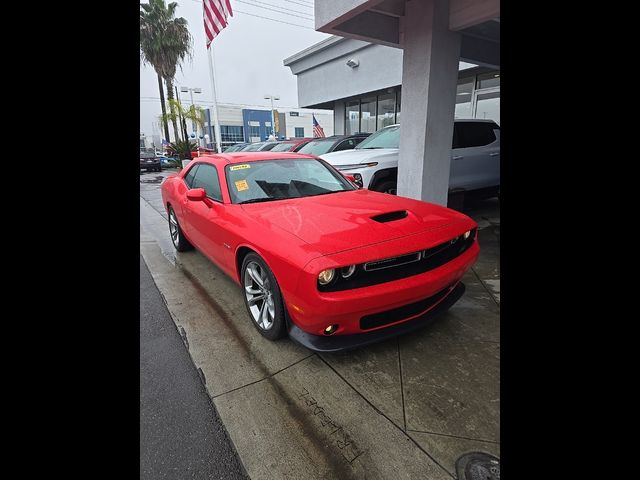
[195,151,316,164]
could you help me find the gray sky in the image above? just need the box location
[140,0,330,136]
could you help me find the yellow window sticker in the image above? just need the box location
[230,164,250,171]
[235,180,249,192]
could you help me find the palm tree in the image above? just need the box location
[140,0,192,142]
[160,99,206,143]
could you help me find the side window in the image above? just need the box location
[456,122,496,148]
[333,139,356,152]
[183,164,200,188]
[452,124,461,149]
[191,164,222,201]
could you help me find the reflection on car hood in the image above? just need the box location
[241,189,467,256]
[320,148,399,167]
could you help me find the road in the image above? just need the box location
[140,254,248,480]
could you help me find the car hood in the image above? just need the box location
[241,189,469,256]
[320,148,398,167]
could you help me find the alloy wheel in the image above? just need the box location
[169,210,179,247]
[244,261,275,330]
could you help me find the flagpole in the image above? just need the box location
[206,44,222,153]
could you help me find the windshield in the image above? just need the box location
[225,159,355,204]
[355,125,400,149]
[297,139,336,156]
[241,143,264,152]
[224,144,243,152]
[269,142,295,152]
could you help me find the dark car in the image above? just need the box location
[140,151,161,172]
[295,134,370,156]
[269,138,314,152]
[239,141,279,152]
[224,143,249,152]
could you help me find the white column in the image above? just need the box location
[397,0,461,205]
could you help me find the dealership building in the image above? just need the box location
[284,37,499,135]
[283,0,500,205]
[145,104,333,151]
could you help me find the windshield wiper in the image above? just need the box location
[358,146,386,149]
[238,197,288,204]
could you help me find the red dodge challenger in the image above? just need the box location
[161,152,479,352]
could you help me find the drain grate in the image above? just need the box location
[456,452,500,480]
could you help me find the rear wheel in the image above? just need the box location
[168,206,193,252]
[241,253,286,340]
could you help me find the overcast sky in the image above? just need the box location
[140,0,330,136]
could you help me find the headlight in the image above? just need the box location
[341,265,356,278]
[318,269,336,285]
[336,162,378,171]
[463,230,471,240]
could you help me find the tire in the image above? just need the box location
[168,206,194,252]
[372,180,397,195]
[241,253,286,340]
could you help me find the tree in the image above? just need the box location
[160,99,206,143]
[140,0,192,142]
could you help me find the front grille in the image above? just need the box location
[360,284,453,330]
[364,252,421,271]
[318,228,476,292]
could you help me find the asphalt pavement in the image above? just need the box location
[140,254,248,480]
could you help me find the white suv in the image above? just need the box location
[321,120,500,198]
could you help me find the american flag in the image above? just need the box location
[312,114,325,138]
[203,0,233,49]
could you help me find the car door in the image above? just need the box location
[449,122,500,191]
[177,163,200,236]
[183,163,227,267]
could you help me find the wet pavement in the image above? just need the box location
[139,168,500,479]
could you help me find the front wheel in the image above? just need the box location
[168,206,193,252]
[241,253,286,340]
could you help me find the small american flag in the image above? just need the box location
[312,114,325,138]
[203,0,233,49]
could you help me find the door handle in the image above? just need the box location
[489,152,500,156]
[452,155,463,160]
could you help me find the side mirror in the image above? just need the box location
[186,188,206,201]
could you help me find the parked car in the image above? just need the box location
[191,147,216,159]
[140,152,161,172]
[239,141,279,152]
[160,151,479,352]
[224,143,249,152]
[269,138,314,152]
[320,120,500,196]
[296,134,370,156]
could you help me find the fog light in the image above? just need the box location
[463,230,471,240]
[324,324,338,335]
[318,269,335,285]
[341,265,356,278]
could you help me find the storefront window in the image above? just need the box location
[360,96,377,133]
[475,91,500,125]
[477,72,500,89]
[455,78,474,119]
[377,93,396,129]
[345,100,360,135]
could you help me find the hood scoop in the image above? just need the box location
[370,210,408,223]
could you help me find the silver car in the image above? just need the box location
[321,119,500,198]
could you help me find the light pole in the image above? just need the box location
[181,86,202,143]
[264,94,280,140]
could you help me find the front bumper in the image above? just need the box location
[286,281,465,353]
